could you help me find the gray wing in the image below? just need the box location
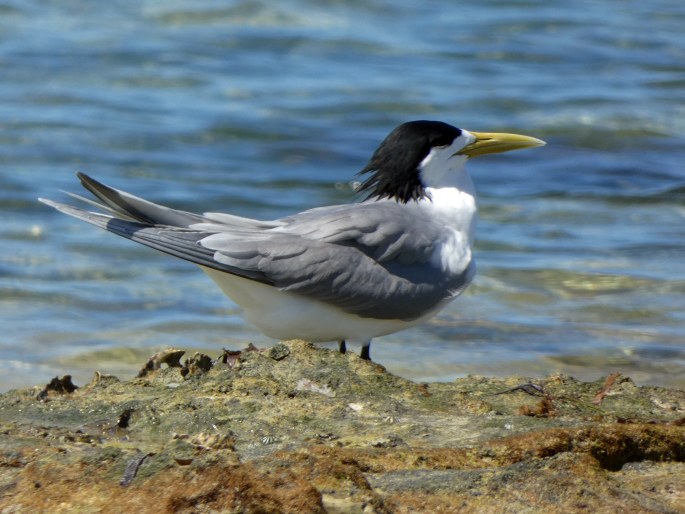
[278,202,444,264]
[200,202,473,320]
[41,174,472,321]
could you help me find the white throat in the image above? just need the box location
[416,134,479,274]
[417,139,478,230]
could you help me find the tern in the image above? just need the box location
[40,121,544,361]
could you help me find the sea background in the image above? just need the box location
[1,0,684,391]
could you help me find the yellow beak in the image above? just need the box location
[458,131,546,158]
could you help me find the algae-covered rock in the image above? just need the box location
[0,340,683,513]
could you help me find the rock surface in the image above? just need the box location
[1,340,684,513]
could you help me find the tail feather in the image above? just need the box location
[76,172,206,228]
[60,191,139,222]
[38,197,116,231]
[38,172,278,284]
[37,196,270,282]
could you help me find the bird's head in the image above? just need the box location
[357,120,545,203]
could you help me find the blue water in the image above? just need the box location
[2,0,685,391]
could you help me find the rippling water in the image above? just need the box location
[2,0,685,391]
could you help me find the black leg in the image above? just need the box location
[360,341,371,361]
[338,339,346,354]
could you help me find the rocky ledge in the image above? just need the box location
[1,340,684,513]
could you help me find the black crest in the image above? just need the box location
[357,121,462,203]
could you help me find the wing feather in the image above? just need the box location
[41,175,473,321]
[201,202,472,320]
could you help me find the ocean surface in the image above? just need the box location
[2,0,685,391]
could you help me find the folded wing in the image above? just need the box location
[41,174,473,321]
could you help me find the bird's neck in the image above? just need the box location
[424,183,477,239]
[422,176,478,277]
[418,153,477,242]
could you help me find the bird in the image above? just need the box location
[40,121,544,361]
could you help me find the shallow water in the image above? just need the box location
[2,0,685,391]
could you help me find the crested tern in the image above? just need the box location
[40,121,544,361]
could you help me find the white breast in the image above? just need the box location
[422,185,477,277]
